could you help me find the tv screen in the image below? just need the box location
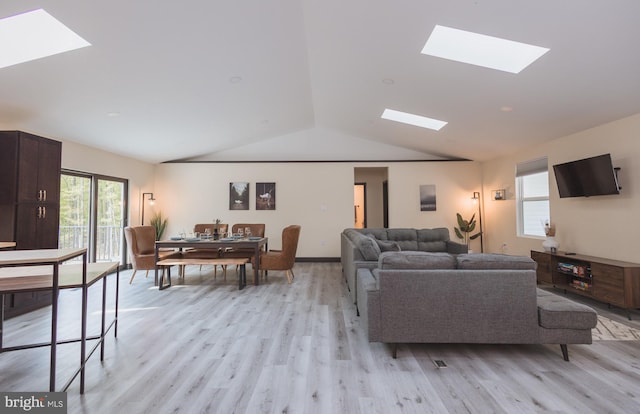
[552,154,620,198]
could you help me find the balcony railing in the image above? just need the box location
[59,225,123,263]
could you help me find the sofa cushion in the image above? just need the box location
[537,293,598,330]
[386,229,418,251]
[379,251,456,270]
[357,234,381,260]
[456,253,537,270]
[358,228,388,240]
[416,228,449,252]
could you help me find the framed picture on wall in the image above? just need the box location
[256,182,276,210]
[420,184,436,211]
[229,182,250,210]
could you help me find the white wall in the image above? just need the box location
[155,161,482,257]
[60,139,156,226]
[482,113,640,263]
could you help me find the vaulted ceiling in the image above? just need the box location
[1,1,640,163]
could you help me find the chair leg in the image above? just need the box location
[560,344,569,361]
[145,270,150,278]
[285,270,292,284]
[129,269,138,284]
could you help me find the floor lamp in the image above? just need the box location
[141,192,155,225]
[472,191,483,253]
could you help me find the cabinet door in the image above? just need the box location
[531,251,552,284]
[15,204,59,249]
[17,134,40,203]
[37,138,62,203]
[592,263,625,307]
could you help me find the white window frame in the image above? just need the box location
[516,157,550,238]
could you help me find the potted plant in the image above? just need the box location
[149,211,168,241]
[454,213,482,250]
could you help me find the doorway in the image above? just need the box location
[59,170,128,265]
[354,183,366,228]
[354,167,388,228]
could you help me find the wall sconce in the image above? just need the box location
[471,192,483,253]
[141,192,155,225]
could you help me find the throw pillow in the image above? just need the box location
[357,234,381,261]
[376,239,401,252]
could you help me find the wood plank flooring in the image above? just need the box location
[1,263,639,413]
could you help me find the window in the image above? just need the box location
[516,157,549,237]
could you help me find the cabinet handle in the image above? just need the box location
[43,190,47,201]
[42,206,46,219]
[37,206,42,218]
[38,190,43,201]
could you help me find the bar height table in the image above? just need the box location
[0,248,119,393]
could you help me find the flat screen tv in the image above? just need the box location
[552,154,620,198]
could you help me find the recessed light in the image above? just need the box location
[421,25,549,74]
[107,112,121,117]
[229,76,243,84]
[500,106,513,112]
[382,78,395,85]
[0,9,90,69]
[381,108,447,131]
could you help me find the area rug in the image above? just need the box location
[592,315,640,341]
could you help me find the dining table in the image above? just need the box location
[154,237,268,287]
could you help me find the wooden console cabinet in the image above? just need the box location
[0,131,62,318]
[531,250,640,314]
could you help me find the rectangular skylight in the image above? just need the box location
[421,25,549,74]
[0,9,90,69]
[381,109,447,131]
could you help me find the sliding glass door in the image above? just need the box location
[59,171,128,265]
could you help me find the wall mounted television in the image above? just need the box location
[552,153,620,198]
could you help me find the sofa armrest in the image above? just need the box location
[446,240,468,254]
[356,268,381,342]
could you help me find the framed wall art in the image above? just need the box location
[420,184,436,211]
[256,182,276,210]
[229,182,249,210]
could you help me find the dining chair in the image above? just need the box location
[255,225,301,283]
[124,226,179,284]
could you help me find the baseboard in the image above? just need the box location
[295,257,340,263]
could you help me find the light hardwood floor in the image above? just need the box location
[1,262,639,413]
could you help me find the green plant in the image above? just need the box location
[454,213,482,247]
[150,211,168,241]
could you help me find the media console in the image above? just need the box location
[531,250,640,318]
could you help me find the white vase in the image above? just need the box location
[542,236,559,252]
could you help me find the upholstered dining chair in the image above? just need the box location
[124,225,179,284]
[255,225,301,283]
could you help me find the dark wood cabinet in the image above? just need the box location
[531,250,640,314]
[0,131,62,318]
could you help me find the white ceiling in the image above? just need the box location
[1,1,640,164]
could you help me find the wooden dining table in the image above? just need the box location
[154,237,268,288]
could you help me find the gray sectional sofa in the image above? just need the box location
[341,228,467,305]
[357,251,598,361]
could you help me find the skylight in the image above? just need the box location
[0,9,90,69]
[421,25,549,74]
[381,109,447,131]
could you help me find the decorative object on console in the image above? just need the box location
[542,221,558,253]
